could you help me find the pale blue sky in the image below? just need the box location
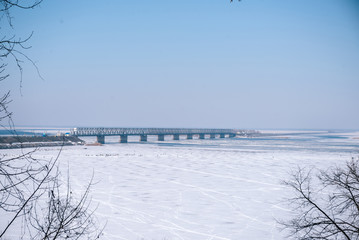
[3,0,359,129]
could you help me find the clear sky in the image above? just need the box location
[3,0,359,129]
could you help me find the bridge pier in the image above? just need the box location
[120,135,128,143]
[158,134,165,141]
[199,134,205,139]
[187,134,193,139]
[140,135,147,142]
[173,134,180,140]
[96,135,105,144]
[220,133,225,138]
[210,134,216,139]
[229,133,236,138]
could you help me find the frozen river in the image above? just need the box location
[1,130,359,239]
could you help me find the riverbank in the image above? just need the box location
[0,136,85,149]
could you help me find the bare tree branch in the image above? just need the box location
[0,1,103,238]
[280,159,359,240]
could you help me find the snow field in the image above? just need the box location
[1,134,357,240]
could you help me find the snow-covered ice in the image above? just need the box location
[1,131,358,239]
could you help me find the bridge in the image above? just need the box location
[71,127,245,144]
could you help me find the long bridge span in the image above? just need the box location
[71,127,247,144]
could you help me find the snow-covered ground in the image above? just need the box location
[1,131,358,239]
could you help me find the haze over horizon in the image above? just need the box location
[4,0,359,130]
